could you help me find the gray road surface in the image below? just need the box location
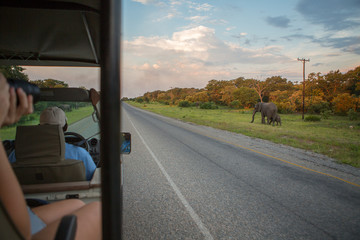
[121,103,360,240]
[68,115,100,139]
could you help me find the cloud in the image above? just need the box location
[189,2,213,12]
[187,15,208,23]
[266,16,290,28]
[296,0,360,31]
[281,34,314,42]
[226,26,236,31]
[132,0,154,4]
[122,25,293,97]
[312,63,323,67]
[170,0,182,5]
[316,36,360,55]
[232,32,247,39]
[125,26,290,65]
[156,12,176,22]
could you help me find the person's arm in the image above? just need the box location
[65,144,96,180]
[0,73,34,240]
[78,148,96,181]
[0,145,31,239]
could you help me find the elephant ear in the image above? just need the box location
[258,103,262,111]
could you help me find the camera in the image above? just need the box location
[7,78,40,104]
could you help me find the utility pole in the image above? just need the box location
[297,58,310,120]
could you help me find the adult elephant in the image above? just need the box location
[250,102,278,125]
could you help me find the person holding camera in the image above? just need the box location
[0,73,101,239]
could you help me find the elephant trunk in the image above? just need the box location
[251,110,256,123]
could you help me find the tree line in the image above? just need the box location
[126,66,360,115]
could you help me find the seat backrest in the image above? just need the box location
[12,125,86,184]
[15,125,65,165]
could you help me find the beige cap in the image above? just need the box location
[40,107,67,127]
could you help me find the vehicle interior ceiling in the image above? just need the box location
[1,0,122,238]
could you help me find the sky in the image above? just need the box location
[24,0,360,97]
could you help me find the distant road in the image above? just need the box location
[121,103,360,239]
[68,115,99,139]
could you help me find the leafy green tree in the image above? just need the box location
[205,80,233,105]
[0,65,29,80]
[265,76,293,92]
[186,90,209,103]
[332,93,358,114]
[31,79,68,88]
[344,66,360,96]
[312,70,346,103]
[220,85,236,106]
[232,87,258,108]
[248,79,267,102]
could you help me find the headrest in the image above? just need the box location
[15,125,65,165]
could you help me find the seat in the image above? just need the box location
[0,199,77,240]
[12,125,86,185]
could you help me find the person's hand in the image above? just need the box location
[0,73,33,127]
[4,88,33,126]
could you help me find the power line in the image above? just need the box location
[297,58,310,120]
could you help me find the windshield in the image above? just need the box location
[0,101,98,140]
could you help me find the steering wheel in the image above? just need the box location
[64,132,89,151]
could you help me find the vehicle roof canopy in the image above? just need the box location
[0,0,100,66]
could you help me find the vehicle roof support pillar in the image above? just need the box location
[100,0,122,239]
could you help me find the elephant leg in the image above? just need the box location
[261,113,265,124]
[266,115,270,124]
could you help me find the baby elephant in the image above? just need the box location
[269,114,281,126]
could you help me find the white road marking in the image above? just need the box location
[127,115,214,240]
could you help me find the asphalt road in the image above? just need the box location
[121,103,360,240]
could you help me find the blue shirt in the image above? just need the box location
[9,143,96,181]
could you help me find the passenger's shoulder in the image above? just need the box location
[65,143,87,153]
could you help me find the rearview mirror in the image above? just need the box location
[120,132,131,154]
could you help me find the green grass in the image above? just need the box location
[0,106,94,140]
[129,102,360,168]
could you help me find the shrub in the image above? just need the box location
[332,93,357,115]
[308,102,331,114]
[229,100,240,109]
[200,102,218,109]
[135,97,144,103]
[15,113,38,125]
[178,101,191,108]
[159,101,169,105]
[320,110,332,119]
[277,107,294,114]
[304,115,321,122]
[275,101,295,114]
[348,109,358,121]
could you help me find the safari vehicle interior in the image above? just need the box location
[6,87,104,202]
[0,0,123,239]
